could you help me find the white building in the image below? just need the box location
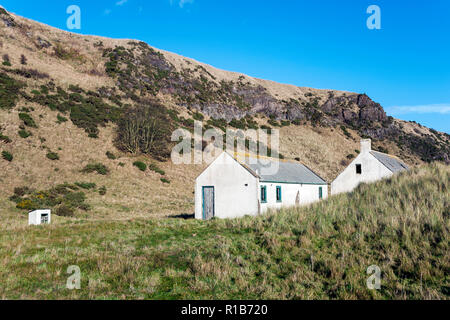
[195,152,328,220]
[331,139,408,195]
[29,209,51,225]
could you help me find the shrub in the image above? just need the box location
[18,129,32,139]
[346,154,355,160]
[46,152,59,161]
[99,186,107,195]
[19,113,37,128]
[0,72,24,109]
[75,182,96,190]
[81,163,109,175]
[192,111,204,121]
[20,54,27,65]
[2,150,13,161]
[149,163,165,175]
[340,125,351,138]
[115,102,173,160]
[160,178,170,184]
[2,54,11,66]
[57,114,68,123]
[133,161,147,172]
[64,192,88,209]
[14,186,32,197]
[118,162,125,167]
[106,151,116,160]
[268,119,281,127]
[0,132,11,143]
[54,205,75,217]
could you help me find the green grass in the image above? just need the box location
[133,161,147,172]
[0,163,448,299]
[81,163,109,175]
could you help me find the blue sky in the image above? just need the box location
[1,0,449,132]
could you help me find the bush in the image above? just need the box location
[0,132,11,143]
[2,150,13,161]
[14,186,32,197]
[64,192,87,210]
[192,111,204,121]
[18,129,32,139]
[46,152,59,161]
[81,163,109,175]
[0,72,24,109]
[19,113,37,128]
[115,102,173,160]
[57,114,68,123]
[54,205,75,217]
[2,54,11,66]
[149,163,165,175]
[99,186,107,195]
[75,182,96,190]
[106,151,116,160]
[20,54,27,65]
[340,125,351,138]
[133,161,147,172]
[160,178,170,184]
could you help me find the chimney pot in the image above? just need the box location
[361,139,371,153]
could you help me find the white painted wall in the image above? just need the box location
[259,182,328,213]
[28,209,51,225]
[331,141,393,195]
[195,152,259,219]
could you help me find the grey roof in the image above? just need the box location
[237,157,327,184]
[370,151,409,173]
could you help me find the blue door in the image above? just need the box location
[202,186,215,220]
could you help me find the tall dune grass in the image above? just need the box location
[0,163,448,299]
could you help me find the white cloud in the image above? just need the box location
[116,0,128,6]
[386,103,450,115]
[170,0,194,8]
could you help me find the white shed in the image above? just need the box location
[29,209,51,225]
[331,139,409,195]
[195,152,328,220]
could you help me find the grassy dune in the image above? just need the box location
[0,163,448,299]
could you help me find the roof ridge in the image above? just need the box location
[370,150,404,161]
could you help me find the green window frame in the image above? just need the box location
[260,186,267,203]
[276,186,282,202]
[319,187,323,199]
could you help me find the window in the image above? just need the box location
[356,164,362,174]
[319,187,323,200]
[260,186,267,203]
[276,186,282,202]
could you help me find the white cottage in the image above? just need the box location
[331,139,408,195]
[195,152,328,220]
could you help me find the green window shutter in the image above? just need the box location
[319,187,323,199]
[261,186,267,203]
[276,186,282,202]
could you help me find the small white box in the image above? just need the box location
[29,209,51,225]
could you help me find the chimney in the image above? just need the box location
[361,139,371,153]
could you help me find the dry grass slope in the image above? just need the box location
[0,163,447,299]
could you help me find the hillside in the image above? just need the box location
[0,163,448,299]
[0,8,449,219]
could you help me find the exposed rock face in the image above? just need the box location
[0,8,15,27]
[321,94,387,125]
[99,41,449,164]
